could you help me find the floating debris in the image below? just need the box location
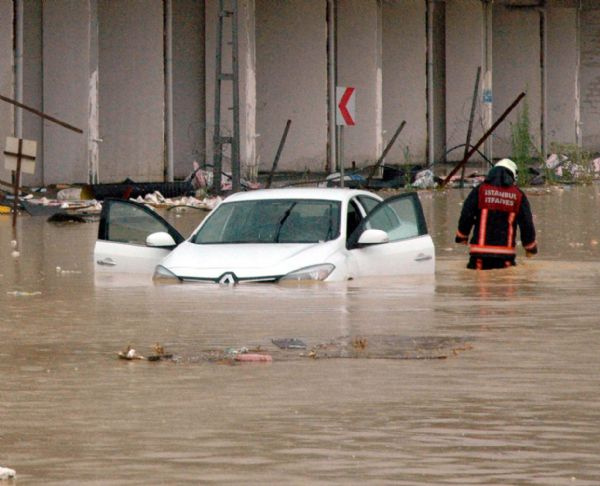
[117,345,144,361]
[271,338,307,350]
[234,353,273,363]
[0,466,16,480]
[7,290,41,297]
[146,343,174,362]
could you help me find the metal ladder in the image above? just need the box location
[213,0,241,194]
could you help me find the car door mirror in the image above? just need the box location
[357,229,389,246]
[146,232,177,248]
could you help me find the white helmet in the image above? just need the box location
[495,158,518,180]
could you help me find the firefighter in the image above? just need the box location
[455,158,538,270]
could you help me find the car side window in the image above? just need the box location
[356,195,380,215]
[365,195,425,242]
[103,201,176,245]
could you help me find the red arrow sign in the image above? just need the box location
[336,87,356,126]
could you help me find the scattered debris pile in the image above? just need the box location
[117,336,473,366]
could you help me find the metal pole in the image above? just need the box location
[212,0,225,194]
[426,0,434,167]
[231,0,241,193]
[339,126,344,187]
[15,0,24,138]
[165,0,175,182]
[460,66,481,187]
[327,0,337,174]
[441,92,526,187]
[265,119,292,189]
[367,120,406,185]
[12,139,23,228]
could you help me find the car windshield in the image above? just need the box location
[192,199,341,244]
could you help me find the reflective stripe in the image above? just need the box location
[507,212,516,246]
[478,209,488,246]
[524,241,537,250]
[456,229,468,239]
[470,244,516,255]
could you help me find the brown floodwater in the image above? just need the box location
[1,184,600,484]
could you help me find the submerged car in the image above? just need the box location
[93,188,435,283]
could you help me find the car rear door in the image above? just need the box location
[348,192,435,276]
[94,199,184,274]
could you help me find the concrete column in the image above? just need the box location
[98,0,164,183]
[172,0,205,179]
[337,0,382,169]
[22,0,44,185]
[254,0,326,174]
[382,0,427,165]
[0,0,13,183]
[42,1,91,184]
[580,6,600,151]
[546,5,578,147]
[492,4,542,158]
[445,0,486,163]
[205,0,257,179]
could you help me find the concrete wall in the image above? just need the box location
[98,0,164,183]
[445,0,485,163]
[546,6,578,147]
[492,5,542,158]
[172,0,205,179]
[42,1,91,184]
[22,0,43,186]
[580,8,600,151]
[0,0,13,183]
[337,0,381,168]
[382,0,427,165]
[255,0,327,174]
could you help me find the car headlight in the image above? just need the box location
[280,263,335,282]
[153,265,182,283]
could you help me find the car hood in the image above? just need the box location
[160,240,340,281]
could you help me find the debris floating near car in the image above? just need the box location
[0,466,16,480]
[271,338,307,349]
[115,336,473,366]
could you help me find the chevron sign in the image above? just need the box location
[336,86,356,126]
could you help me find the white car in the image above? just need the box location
[93,188,435,283]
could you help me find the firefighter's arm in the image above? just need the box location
[518,195,538,256]
[455,188,478,244]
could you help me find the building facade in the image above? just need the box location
[0,0,596,186]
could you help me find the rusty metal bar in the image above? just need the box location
[366,120,406,186]
[266,119,292,189]
[0,94,83,134]
[460,66,481,188]
[440,92,526,188]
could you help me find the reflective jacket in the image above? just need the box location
[455,183,537,258]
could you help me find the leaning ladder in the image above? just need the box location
[213,0,241,194]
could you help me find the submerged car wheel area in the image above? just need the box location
[93,188,435,284]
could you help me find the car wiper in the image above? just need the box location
[275,202,297,242]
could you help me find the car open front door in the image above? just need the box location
[94,198,184,274]
[348,192,435,277]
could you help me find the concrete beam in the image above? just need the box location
[0,0,13,183]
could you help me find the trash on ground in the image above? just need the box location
[234,353,273,363]
[303,335,473,360]
[0,466,16,480]
[117,345,145,360]
[271,338,307,349]
[131,190,220,211]
[7,290,41,297]
[146,343,174,362]
[410,169,437,189]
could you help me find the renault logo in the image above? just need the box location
[218,273,237,285]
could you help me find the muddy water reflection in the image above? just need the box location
[1,185,600,484]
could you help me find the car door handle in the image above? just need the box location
[97,257,116,266]
[414,253,432,262]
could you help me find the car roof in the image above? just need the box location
[222,187,382,203]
